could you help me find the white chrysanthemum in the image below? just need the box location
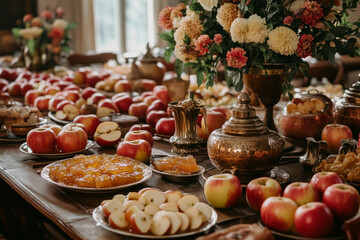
[246,14,269,43]
[199,0,218,11]
[174,43,197,62]
[172,17,182,29]
[174,15,203,43]
[53,19,68,30]
[216,3,240,32]
[287,0,305,12]
[267,26,298,56]
[19,27,43,40]
[230,18,248,43]
[186,6,199,20]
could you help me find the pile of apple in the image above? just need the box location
[101,188,213,236]
[245,173,360,238]
[26,123,88,154]
[286,97,325,114]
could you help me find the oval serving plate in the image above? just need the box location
[92,204,217,238]
[8,117,47,136]
[19,140,94,159]
[41,158,152,193]
[150,164,205,183]
[48,111,71,125]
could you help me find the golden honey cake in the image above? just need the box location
[152,155,201,174]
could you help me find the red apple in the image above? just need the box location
[146,99,167,114]
[197,114,202,126]
[141,91,153,99]
[140,79,157,91]
[322,183,360,220]
[129,102,148,119]
[114,80,131,93]
[153,85,170,104]
[46,77,61,85]
[246,177,282,211]
[20,82,34,96]
[98,99,119,113]
[146,110,168,128]
[197,125,209,140]
[63,76,74,83]
[34,95,51,111]
[155,117,175,136]
[39,124,62,136]
[210,107,232,120]
[53,81,71,90]
[64,90,81,103]
[321,124,353,154]
[86,74,102,87]
[143,96,158,106]
[87,92,106,105]
[124,130,153,147]
[114,95,132,113]
[73,69,88,85]
[73,114,101,136]
[291,98,304,105]
[0,78,9,91]
[63,123,88,135]
[204,173,242,208]
[201,111,226,134]
[283,182,320,206]
[129,124,154,136]
[94,121,122,147]
[294,202,333,238]
[132,96,143,103]
[111,92,130,101]
[24,89,42,106]
[8,82,22,97]
[26,128,56,153]
[116,140,152,163]
[48,96,66,112]
[260,197,298,232]
[64,84,81,91]
[56,127,88,153]
[44,86,60,95]
[166,107,173,117]
[310,172,343,197]
[56,100,75,111]
[82,87,97,100]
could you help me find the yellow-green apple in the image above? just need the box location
[144,96,158,106]
[8,82,22,97]
[146,110,167,128]
[87,92,106,105]
[153,85,170,104]
[141,91,153,99]
[321,124,353,154]
[98,99,119,113]
[81,87,97,100]
[294,202,333,238]
[309,172,343,197]
[124,130,153,147]
[48,96,66,111]
[0,78,9,91]
[204,174,242,208]
[150,211,171,236]
[114,95,132,113]
[64,84,80,91]
[56,126,87,153]
[26,128,56,153]
[146,99,167,114]
[73,114,100,136]
[116,140,151,163]
[64,90,81,102]
[129,124,154,136]
[34,95,52,111]
[20,82,34,96]
[246,177,282,211]
[260,196,298,232]
[25,89,42,106]
[283,182,320,206]
[39,124,62,136]
[129,210,151,234]
[322,183,360,220]
[63,123,88,135]
[140,79,157,91]
[197,125,209,140]
[210,107,232,120]
[44,86,60,95]
[94,121,121,147]
[114,80,131,93]
[108,211,129,229]
[111,92,130,101]
[201,111,226,134]
[129,102,148,119]
[155,117,175,136]
[86,74,101,87]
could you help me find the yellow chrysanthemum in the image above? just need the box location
[246,15,269,43]
[216,3,240,32]
[174,43,197,63]
[230,18,248,43]
[267,26,298,55]
[199,0,219,11]
[174,15,204,44]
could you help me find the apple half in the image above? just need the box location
[94,121,122,147]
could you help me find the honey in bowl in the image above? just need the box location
[152,155,201,174]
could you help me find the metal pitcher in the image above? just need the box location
[169,91,207,153]
[299,137,328,169]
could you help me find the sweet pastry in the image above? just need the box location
[152,155,201,174]
[0,105,42,126]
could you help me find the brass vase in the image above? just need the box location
[243,64,289,131]
[23,45,43,72]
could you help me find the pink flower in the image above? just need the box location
[41,10,52,20]
[49,28,64,39]
[300,1,324,27]
[297,34,314,58]
[284,16,293,25]
[158,6,174,30]
[226,48,247,69]
[23,14,33,23]
[55,6,65,18]
[195,35,213,56]
[214,34,223,44]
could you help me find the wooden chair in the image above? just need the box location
[303,59,344,86]
[67,52,118,66]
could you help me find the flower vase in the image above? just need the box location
[243,64,289,132]
[23,45,44,72]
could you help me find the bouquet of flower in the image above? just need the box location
[158,0,360,97]
[12,7,76,67]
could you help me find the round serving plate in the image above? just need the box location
[150,164,205,183]
[41,158,152,193]
[48,111,71,125]
[92,204,217,238]
[8,117,47,136]
[19,140,94,159]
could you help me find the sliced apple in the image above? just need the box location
[130,211,151,234]
[194,202,212,223]
[124,205,142,223]
[144,204,159,218]
[102,199,125,217]
[165,190,182,203]
[177,195,199,213]
[142,189,166,207]
[96,106,115,118]
[138,187,157,195]
[124,200,145,211]
[185,208,203,230]
[101,199,111,206]
[94,121,121,147]
[55,110,68,121]
[108,210,129,229]
[127,192,141,200]
[175,212,190,232]
[138,194,147,205]
[150,211,171,236]
[163,211,181,234]
[63,104,80,121]
[159,202,179,212]
[112,194,125,204]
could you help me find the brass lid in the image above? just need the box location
[344,78,360,99]
[222,92,268,135]
[139,43,157,63]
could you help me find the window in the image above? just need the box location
[93,0,149,56]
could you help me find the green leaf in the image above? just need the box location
[259,45,266,52]
[27,40,35,55]
[66,22,77,30]
[323,32,336,41]
[164,47,174,62]
[184,33,191,45]
[174,59,183,78]
[232,72,243,92]
[210,44,223,54]
[158,31,175,44]
[61,45,71,53]
[196,71,204,86]
[11,28,21,38]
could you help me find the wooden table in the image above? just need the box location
[0,129,342,240]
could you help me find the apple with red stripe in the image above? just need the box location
[124,130,153,147]
[116,139,151,163]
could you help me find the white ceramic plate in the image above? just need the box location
[48,111,71,125]
[40,157,152,193]
[19,140,94,159]
[92,204,217,238]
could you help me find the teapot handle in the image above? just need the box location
[200,106,208,132]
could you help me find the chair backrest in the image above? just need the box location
[68,52,118,66]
